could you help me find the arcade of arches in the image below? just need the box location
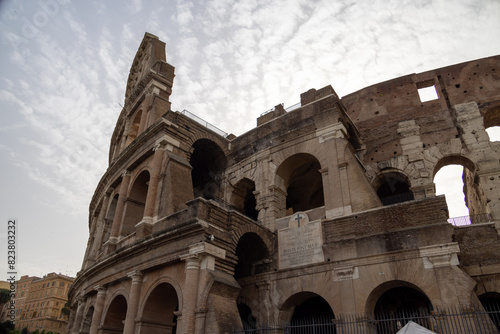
[68,34,500,334]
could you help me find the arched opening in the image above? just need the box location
[372,285,432,334]
[190,139,227,200]
[101,295,127,333]
[102,194,118,246]
[237,303,256,331]
[234,233,269,279]
[282,292,335,333]
[126,110,143,146]
[479,292,500,331]
[121,171,150,236]
[375,171,414,206]
[484,107,500,141]
[276,153,324,217]
[138,283,178,334]
[80,306,94,334]
[231,178,258,220]
[434,156,489,224]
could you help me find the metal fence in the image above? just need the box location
[179,109,229,138]
[233,304,500,334]
[448,213,493,226]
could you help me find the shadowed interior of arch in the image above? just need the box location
[102,295,127,332]
[190,139,227,200]
[276,153,324,215]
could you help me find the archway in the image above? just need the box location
[101,295,127,333]
[121,170,150,236]
[80,306,94,334]
[371,283,432,334]
[276,153,324,217]
[479,292,500,331]
[374,171,414,206]
[234,233,269,279]
[434,156,489,224]
[190,139,227,200]
[101,194,118,247]
[230,178,258,220]
[281,292,335,334]
[137,283,179,334]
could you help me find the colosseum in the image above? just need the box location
[67,33,500,334]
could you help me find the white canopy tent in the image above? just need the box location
[396,321,437,334]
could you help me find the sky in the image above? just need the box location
[0,0,499,279]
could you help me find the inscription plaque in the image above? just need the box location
[278,212,325,269]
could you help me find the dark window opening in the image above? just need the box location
[190,139,226,200]
[277,153,324,216]
[231,178,258,220]
[376,173,414,206]
[234,233,269,279]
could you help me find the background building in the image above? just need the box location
[15,273,74,333]
[67,33,500,334]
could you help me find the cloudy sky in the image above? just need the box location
[0,0,499,278]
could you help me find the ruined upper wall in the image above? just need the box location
[341,56,500,164]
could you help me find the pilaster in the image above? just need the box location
[89,286,107,334]
[123,271,143,334]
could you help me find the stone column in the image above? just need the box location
[89,286,106,334]
[256,282,271,326]
[338,162,352,215]
[123,271,143,334]
[181,255,201,334]
[71,296,86,334]
[105,171,131,253]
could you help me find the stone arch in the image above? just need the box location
[230,223,274,260]
[138,276,184,315]
[101,294,128,333]
[184,130,230,159]
[190,139,227,200]
[372,169,414,205]
[137,282,180,334]
[483,104,500,130]
[279,291,335,331]
[120,169,151,236]
[101,192,119,246]
[230,177,258,220]
[433,155,490,218]
[234,232,270,279]
[126,109,143,146]
[275,153,325,216]
[80,304,94,334]
[365,280,433,316]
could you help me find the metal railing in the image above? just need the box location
[448,213,493,226]
[179,109,229,138]
[233,304,500,334]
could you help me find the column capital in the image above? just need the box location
[94,285,107,295]
[122,170,132,178]
[127,270,143,283]
[180,254,202,270]
[77,295,86,304]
